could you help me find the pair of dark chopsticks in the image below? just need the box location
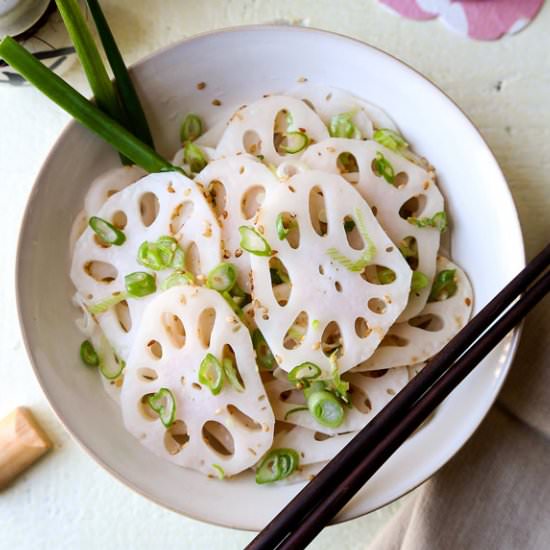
[248,243,550,550]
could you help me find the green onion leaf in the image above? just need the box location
[147,387,176,427]
[88,292,127,315]
[252,329,276,371]
[329,353,350,403]
[222,358,244,393]
[125,271,156,297]
[280,131,310,154]
[398,237,417,260]
[373,152,395,185]
[307,390,345,428]
[311,319,320,330]
[429,269,457,302]
[89,216,126,245]
[329,113,360,139]
[288,362,321,387]
[212,464,225,480]
[80,340,99,367]
[85,0,155,149]
[373,128,408,152]
[411,271,430,293]
[160,271,194,290]
[138,236,184,271]
[180,113,203,143]
[239,226,272,256]
[207,263,237,293]
[198,353,224,395]
[0,37,174,173]
[407,211,448,232]
[183,142,207,173]
[255,448,299,484]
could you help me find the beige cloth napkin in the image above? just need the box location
[370,295,550,550]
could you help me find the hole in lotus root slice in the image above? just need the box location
[348,383,372,413]
[207,180,227,219]
[139,192,160,227]
[111,210,127,229]
[165,420,190,455]
[202,421,235,456]
[379,334,409,347]
[394,172,409,188]
[139,394,158,421]
[162,312,186,349]
[368,298,387,315]
[222,344,245,390]
[279,388,307,405]
[283,311,309,350]
[270,257,292,307]
[273,109,292,155]
[185,241,202,277]
[241,185,265,220]
[243,129,262,156]
[343,215,364,250]
[399,236,419,271]
[354,317,372,339]
[321,321,343,357]
[278,211,300,249]
[137,368,158,382]
[84,261,118,283]
[309,186,328,236]
[408,313,444,332]
[170,201,195,235]
[361,369,389,378]
[147,340,163,359]
[226,404,262,431]
[337,152,359,183]
[314,431,333,441]
[399,194,427,220]
[361,265,397,285]
[115,300,132,333]
[198,307,216,348]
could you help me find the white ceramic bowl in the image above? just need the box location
[17,26,524,530]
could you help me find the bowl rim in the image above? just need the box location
[15,23,525,531]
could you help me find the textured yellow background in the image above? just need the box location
[0,1,548,548]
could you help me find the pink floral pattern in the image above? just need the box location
[379,0,544,40]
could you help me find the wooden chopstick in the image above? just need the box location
[247,243,550,550]
[276,267,550,549]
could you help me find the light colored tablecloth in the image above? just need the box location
[0,1,548,548]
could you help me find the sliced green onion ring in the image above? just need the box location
[125,271,156,297]
[198,353,224,395]
[183,142,207,173]
[288,362,321,386]
[147,387,176,427]
[411,271,430,293]
[252,329,276,371]
[222,357,245,393]
[160,271,193,291]
[373,128,408,152]
[280,131,310,154]
[284,406,309,421]
[212,464,225,480]
[99,352,125,380]
[407,211,448,232]
[80,340,99,367]
[373,152,395,185]
[276,213,297,240]
[329,113,360,139]
[207,263,237,292]
[307,390,345,428]
[239,226,272,256]
[89,216,126,245]
[180,113,203,143]
[255,448,300,484]
[429,269,457,302]
[88,291,127,315]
